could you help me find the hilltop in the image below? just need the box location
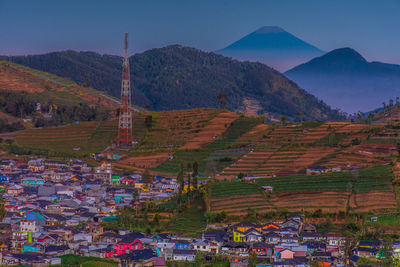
[3,45,344,122]
[0,60,119,132]
[216,26,324,71]
[285,47,400,113]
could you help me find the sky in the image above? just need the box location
[1,0,400,64]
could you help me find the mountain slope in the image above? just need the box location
[215,26,324,72]
[3,46,344,121]
[285,48,400,113]
[0,60,119,109]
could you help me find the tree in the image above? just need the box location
[84,73,91,88]
[187,172,191,194]
[192,161,199,189]
[367,112,374,124]
[246,206,257,222]
[145,115,153,129]
[152,213,160,227]
[280,115,287,126]
[194,251,205,266]
[177,164,185,203]
[389,99,394,108]
[142,168,152,185]
[249,251,258,267]
[382,238,394,267]
[0,197,6,221]
[217,91,228,109]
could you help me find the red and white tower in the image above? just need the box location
[117,33,133,145]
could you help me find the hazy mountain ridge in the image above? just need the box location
[285,47,400,113]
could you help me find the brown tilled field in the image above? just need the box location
[0,61,53,93]
[180,112,239,149]
[276,146,337,176]
[351,190,398,213]
[210,193,274,216]
[269,191,350,213]
[322,143,396,169]
[140,109,221,150]
[116,153,169,171]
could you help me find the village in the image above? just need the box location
[0,157,399,267]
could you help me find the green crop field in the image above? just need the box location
[210,181,261,197]
[166,199,206,236]
[16,120,118,156]
[60,255,117,267]
[256,165,393,193]
[208,166,393,197]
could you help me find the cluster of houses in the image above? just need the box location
[0,157,399,266]
[0,157,181,266]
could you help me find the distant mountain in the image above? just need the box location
[215,26,324,72]
[285,47,400,114]
[2,45,344,121]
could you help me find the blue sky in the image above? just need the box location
[1,0,400,64]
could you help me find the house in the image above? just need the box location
[143,257,166,267]
[233,230,247,242]
[261,223,280,232]
[251,242,273,256]
[326,233,345,248]
[302,223,317,233]
[393,241,400,258]
[356,247,377,257]
[119,249,157,265]
[244,228,263,242]
[0,175,8,183]
[191,239,211,252]
[302,241,326,254]
[202,230,227,243]
[278,248,295,259]
[20,220,40,232]
[172,249,196,261]
[6,185,24,195]
[22,243,42,253]
[264,232,281,244]
[232,222,261,232]
[358,240,380,249]
[172,239,191,250]
[21,177,44,187]
[281,219,301,231]
[306,166,328,175]
[157,243,175,260]
[301,232,326,242]
[221,242,248,255]
[114,233,144,255]
[94,162,112,184]
[262,186,273,193]
[44,245,71,256]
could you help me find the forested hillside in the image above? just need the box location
[3,45,345,121]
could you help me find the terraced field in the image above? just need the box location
[221,123,352,178]
[154,116,261,176]
[209,166,397,215]
[137,109,221,152]
[180,112,239,149]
